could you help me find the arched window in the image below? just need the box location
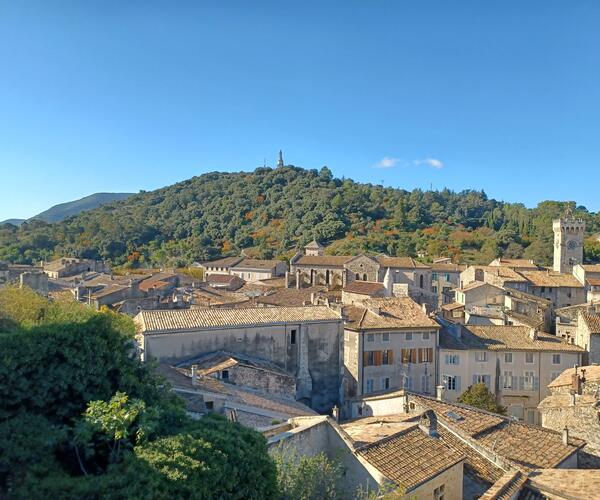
[363,273,368,281]
[355,273,360,280]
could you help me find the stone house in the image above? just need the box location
[341,280,386,305]
[488,258,540,271]
[134,305,343,412]
[573,263,600,303]
[455,282,505,310]
[460,265,530,292]
[575,311,600,364]
[437,322,584,424]
[343,297,440,398]
[430,260,464,305]
[205,273,244,291]
[201,256,244,277]
[42,257,109,279]
[177,351,297,400]
[538,365,600,467]
[344,390,583,498]
[518,270,586,309]
[229,258,287,283]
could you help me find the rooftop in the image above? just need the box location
[518,270,584,288]
[232,258,284,271]
[176,350,293,378]
[547,364,600,388]
[203,256,244,268]
[451,325,585,352]
[293,254,355,266]
[356,425,464,492]
[344,297,439,331]
[135,305,341,334]
[526,469,600,499]
[581,312,600,334]
[581,264,600,273]
[342,280,385,295]
[376,256,430,269]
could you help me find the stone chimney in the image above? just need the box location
[436,385,445,401]
[571,365,582,395]
[419,410,438,437]
[529,328,538,341]
[191,365,199,386]
[332,405,340,422]
[562,427,569,446]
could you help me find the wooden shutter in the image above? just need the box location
[428,348,433,363]
[411,349,418,364]
[363,351,369,367]
[374,351,382,366]
[387,350,394,365]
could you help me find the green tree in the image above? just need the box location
[458,383,506,414]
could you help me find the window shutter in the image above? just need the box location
[363,352,369,367]
[484,375,491,389]
[533,377,539,391]
[519,377,525,390]
[445,354,449,364]
[374,351,382,366]
[456,376,461,392]
[411,349,418,364]
[472,375,477,385]
[428,348,433,362]
[388,350,394,364]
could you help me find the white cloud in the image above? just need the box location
[374,156,401,169]
[413,158,444,169]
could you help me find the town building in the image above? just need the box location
[229,258,287,282]
[460,265,530,292]
[538,364,600,467]
[437,322,584,424]
[430,258,464,305]
[553,213,585,274]
[343,297,440,398]
[134,305,343,412]
[42,257,109,279]
[518,270,586,308]
[201,256,244,276]
[573,263,600,303]
[488,258,540,271]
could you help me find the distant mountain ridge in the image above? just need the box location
[1,192,134,226]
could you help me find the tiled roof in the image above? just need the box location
[410,394,584,471]
[256,287,333,307]
[202,257,244,268]
[357,425,464,492]
[232,258,284,271]
[489,259,539,269]
[90,283,128,299]
[305,240,324,249]
[157,364,315,420]
[441,302,464,311]
[518,270,584,288]
[525,469,600,498]
[470,266,529,283]
[431,262,465,272]
[581,312,600,334]
[341,414,420,447]
[376,256,430,269]
[464,325,584,352]
[176,351,292,378]
[344,297,439,331]
[586,277,600,286]
[135,305,341,334]
[581,264,600,273]
[139,279,171,292]
[342,281,385,295]
[547,364,600,388]
[293,255,354,266]
[460,281,504,293]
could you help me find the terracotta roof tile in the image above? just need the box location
[342,281,385,295]
[294,255,354,266]
[357,425,464,491]
[376,256,430,269]
[547,364,600,388]
[581,313,600,334]
[232,258,284,270]
[135,305,341,334]
[526,469,600,498]
[344,297,439,331]
[465,325,585,352]
[518,270,584,288]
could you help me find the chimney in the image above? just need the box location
[562,427,569,446]
[529,328,538,341]
[285,271,290,289]
[310,292,316,305]
[571,364,582,395]
[436,385,445,401]
[332,405,340,422]
[401,391,409,413]
[419,410,438,437]
[191,365,199,386]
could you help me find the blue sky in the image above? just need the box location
[1,1,599,221]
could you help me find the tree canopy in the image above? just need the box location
[457,383,507,414]
[1,166,598,267]
[0,288,277,499]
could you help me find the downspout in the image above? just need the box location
[361,330,365,396]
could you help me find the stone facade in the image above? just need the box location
[553,215,585,274]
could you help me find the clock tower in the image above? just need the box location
[553,212,585,273]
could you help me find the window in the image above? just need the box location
[552,354,561,365]
[290,329,297,345]
[445,273,451,282]
[362,273,368,281]
[364,351,375,366]
[432,272,438,280]
[525,352,534,364]
[382,377,390,390]
[419,348,433,363]
[355,273,360,280]
[503,371,513,389]
[421,375,430,393]
[382,332,390,342]
[405,332,413,341]
[367,333,374,343]
[205,401,214,410]
[434,484,445,500]
[366,379,374,393]
[445,354,459,365]
[422,332,430,341]
[419,275,424,288]
[432,285,438,294]
[504,352,513,363]
[401,349,411,364]
[524,371,534,390]
[443,375,460,391]
[221,370,229,380]
[475,351,488,362]
[474,374,490,388]
[382,350,394,365]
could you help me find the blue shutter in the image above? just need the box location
[484,375,491,389]
[519,377,525,390]
[445,354,449,365]
[456,376,461,392]
[533,377,539,391]
[473,374,478,385]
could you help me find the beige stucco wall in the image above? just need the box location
[408,461,463,500]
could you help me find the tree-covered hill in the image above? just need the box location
[1,165,599,267]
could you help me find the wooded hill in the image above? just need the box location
[2,165,599,267]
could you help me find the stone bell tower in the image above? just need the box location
[553,211,585,273]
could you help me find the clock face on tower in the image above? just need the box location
[567,240,577,250]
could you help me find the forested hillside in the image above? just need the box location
[1,165,599,267]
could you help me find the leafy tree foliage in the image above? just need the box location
[1,167,598,267]
[0,288,277,499]
[458,383,507,414]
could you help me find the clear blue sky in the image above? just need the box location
[1,1,599,221]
